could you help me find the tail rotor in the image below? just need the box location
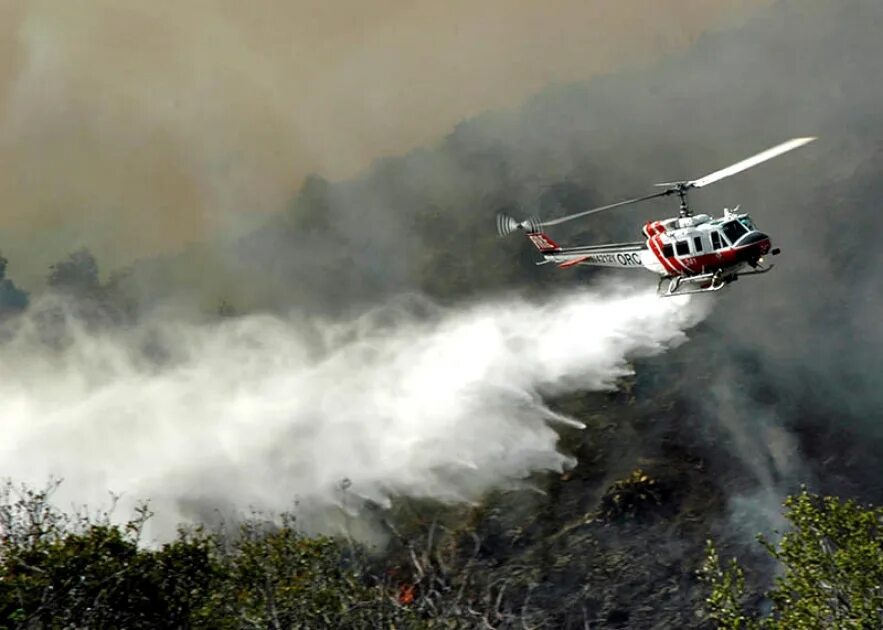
[496,213,542,236]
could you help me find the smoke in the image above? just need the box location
[0,285,708,538]
[0,0,770,287]
[0,0,879,551]
[700,376,808,538]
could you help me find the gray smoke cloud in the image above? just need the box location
[187,0,882,535]
[1,0,880,547]
[0,0,766,288]
[667,0,883,521]
[0,286,708,539]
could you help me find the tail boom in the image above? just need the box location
[539,241,648,269]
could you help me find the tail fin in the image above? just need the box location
[526,232,561,253]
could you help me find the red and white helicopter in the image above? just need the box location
[497,137,816,296]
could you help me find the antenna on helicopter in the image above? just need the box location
[496,137,816,233]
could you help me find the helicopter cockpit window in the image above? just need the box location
[675,240,690,256]
[722,220,748,244]
[661,244,674,258]
[738,217,756,231]
[711,231,723,250]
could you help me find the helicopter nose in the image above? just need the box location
[737,231,772,266]
[756,233,771,255]
[739,231,771,253]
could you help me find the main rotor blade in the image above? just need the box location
[689,137,816,188]
[539,190,670,228]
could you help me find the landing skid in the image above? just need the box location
[657,264,774,297]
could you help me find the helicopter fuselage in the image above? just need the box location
[531,208,777,296]
[499,138,813,296]
[639,209,772,277]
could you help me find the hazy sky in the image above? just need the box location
[0,0,770,284]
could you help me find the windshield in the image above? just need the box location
[722,220,748,244]
[738,216,756,231]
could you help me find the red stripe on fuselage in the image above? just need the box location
[558,256,589,269]
[652,235,689,273]
[642,221,666,238]
[648,236,678,274]
[668,255,689,273]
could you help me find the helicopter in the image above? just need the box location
[497,137,816,296]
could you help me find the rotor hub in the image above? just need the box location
[676,185,692,218]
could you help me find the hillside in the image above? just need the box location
[1,0,881,627]
[139,0,883,623]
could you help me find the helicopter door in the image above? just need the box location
[710,231,724,250]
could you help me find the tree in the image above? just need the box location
[701,489,883,629]
[0,482,417,628]
[288,174,334,234]
[0,253,28,315]
[216,299,237,318]
[0,481,221,629]
[47,249,101,295]
[43,250,138,327]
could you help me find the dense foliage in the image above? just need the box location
[0,482,392,629]
[1,483,879,629]
[0,482,557,628]
[701,490,883,629]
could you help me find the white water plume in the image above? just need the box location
[0,285,708,536]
